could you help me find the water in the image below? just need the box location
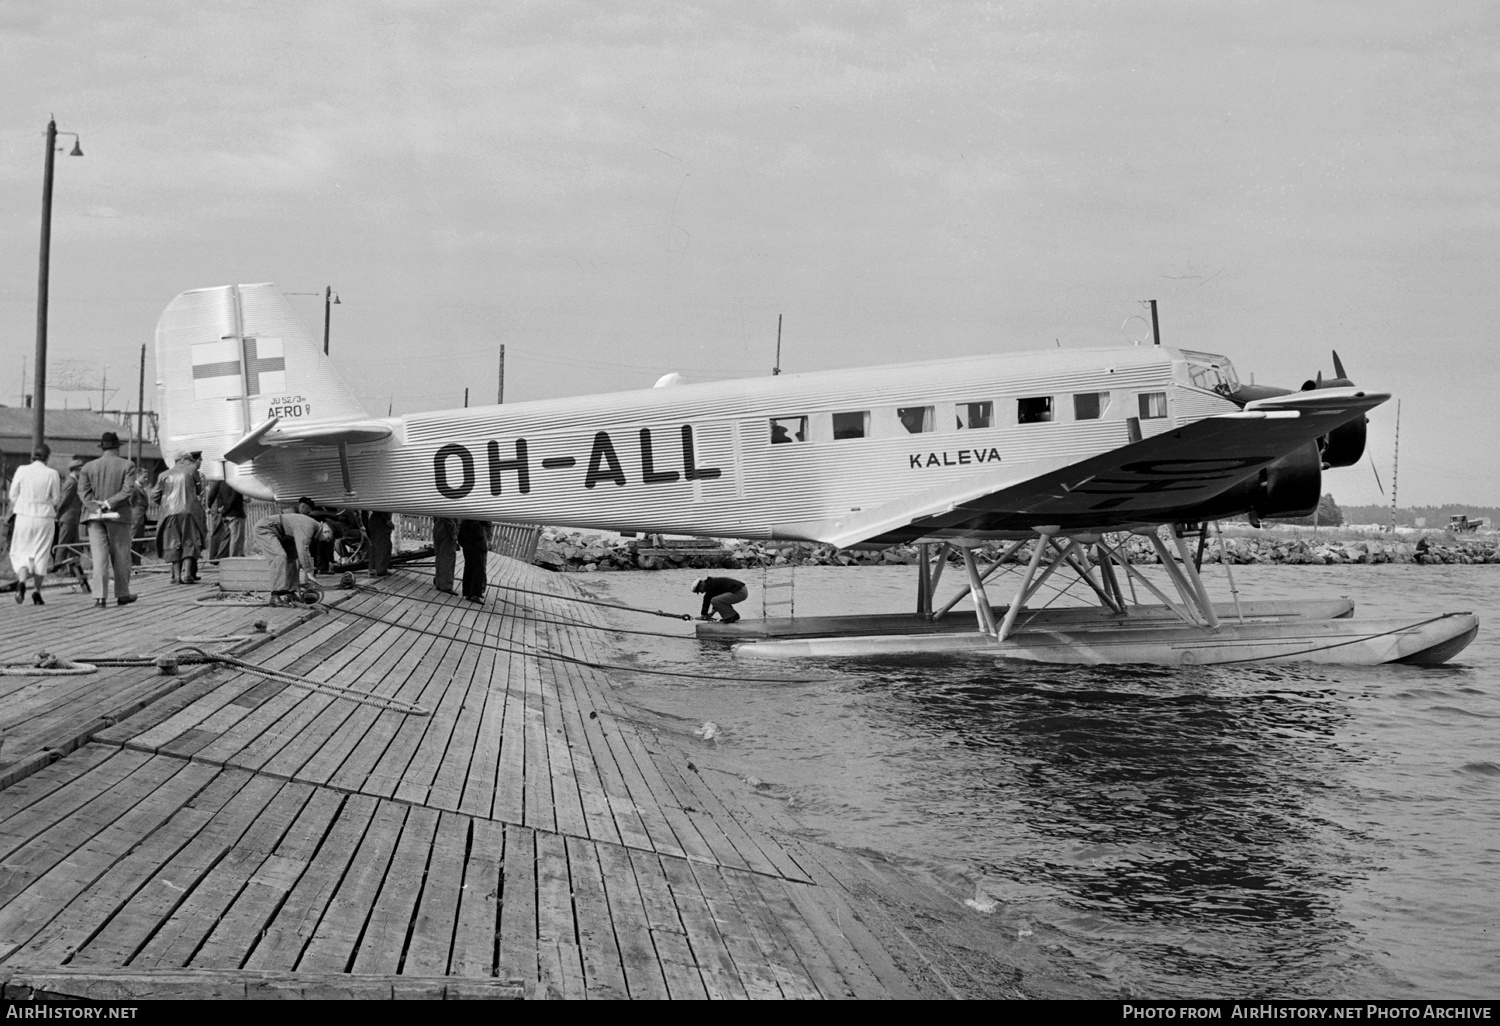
[580,563,1500,998]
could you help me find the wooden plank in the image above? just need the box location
[294,800,409,973]
[495,824,536,986]
[400,810,468,976]
[689,862,785,999]
[65,771,290,967]
[390,635,483,807]
[241,794,379,971]
[593,840,671,999]
[189,787,346,969]
[291,598,453,791]
[7,769,258,967]
[0,760,220,964]
[0,744,116,821]
[127,782,317,968]
[0,967,522,1001]
[658,854,748,1000]
[0,749,151,860]
[350,805,440,975]
[750,874,856,1000]
[456,644,506,819]
[519,606,556,834]
[533,830,584,999]
[718,866,821,999]
[448,817,503,979]
[563,835,630,999]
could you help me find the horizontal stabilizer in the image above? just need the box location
[223,417,393,464]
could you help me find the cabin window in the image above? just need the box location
[1017,396,1053,424]
[770,416,807,444]
[832,411,868,440]
[956,401,992,430]
[897,406,934,434]
[1138,392,1168,419]
[1073,391,1110,420]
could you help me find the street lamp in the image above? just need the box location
[32,117,84,452]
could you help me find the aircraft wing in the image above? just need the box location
[773,387,1388,548]
[223,416,393,463]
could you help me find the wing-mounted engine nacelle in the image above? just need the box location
[1253,442,1322,521]
[1318,416,1366,468]
[1196,441,1322,524]
[1227,350,1368,469]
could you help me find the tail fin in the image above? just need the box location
[155,283,369,484]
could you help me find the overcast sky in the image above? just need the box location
[3,1,1496,506]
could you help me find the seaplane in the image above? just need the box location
[154,283,1478,667]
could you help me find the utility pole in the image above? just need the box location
[1389,400,1401,533]
[135,344,146,466]
[464,387,469,408]
[773,314,782,375]
[32,118,83,451]
[497,344,505,404]
[1149,300,1161,346]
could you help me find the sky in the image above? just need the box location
[2,0,1497,506]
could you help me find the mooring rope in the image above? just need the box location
[319,599,823,684]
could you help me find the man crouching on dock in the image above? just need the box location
[255,512,334,605]
[693,576,747,624]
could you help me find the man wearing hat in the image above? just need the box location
[153,452,207,584]
[50,456,86,576]
[692,575,748,624]
[77,431,138,607]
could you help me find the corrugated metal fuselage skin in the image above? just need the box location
[242,345,1238,542]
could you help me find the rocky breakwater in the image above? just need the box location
[529,528,1500,572]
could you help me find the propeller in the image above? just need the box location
[1303,350,1354,391]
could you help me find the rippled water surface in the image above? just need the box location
[583,563,1500,998]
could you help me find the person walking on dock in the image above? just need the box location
[433,516,458,594]
[254,512,333,604]
[128,467,151,566]
[8,444,61,606]
[153,452,207,584]
[693,575,748,623]
[51,456,84,575]
[457,519,490,603]
[78,432,137,608]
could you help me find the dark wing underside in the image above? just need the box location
[776,388,1387,548]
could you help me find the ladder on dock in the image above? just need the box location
[762,565,795,621]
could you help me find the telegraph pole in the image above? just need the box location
[497,344,505,404]
[773,314,782,375]
[135,344,146,466]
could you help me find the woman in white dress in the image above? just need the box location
[8,444,62,605]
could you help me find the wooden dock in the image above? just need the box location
[0,557,1074,1000]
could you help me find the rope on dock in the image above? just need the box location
[319,600,824,685]
[366,570,691,621]
[172,646,431,716]
[0,652,98,676]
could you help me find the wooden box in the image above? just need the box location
[218,556,274,592]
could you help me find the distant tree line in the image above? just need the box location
[1337,503,1500,529]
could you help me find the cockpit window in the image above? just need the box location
[1181,351,1241,394]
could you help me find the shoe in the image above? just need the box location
[466,595,483,603]
[14,581,24,604]
[116,595,138,606]
[31,592,43,606]
[94,599,107,609]
[721,614,741,624]
[183,577,200,584]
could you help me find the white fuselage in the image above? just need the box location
[244,345,1240,541]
